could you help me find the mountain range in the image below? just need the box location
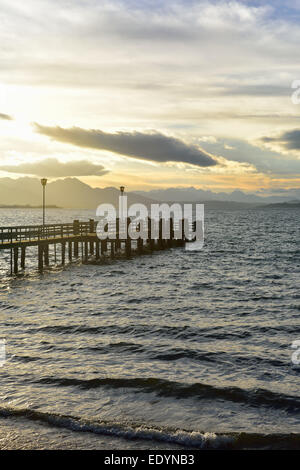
[0,177,299,209]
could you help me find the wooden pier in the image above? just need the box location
[0,218,188,275]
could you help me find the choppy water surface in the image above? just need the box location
[0,207,299,449]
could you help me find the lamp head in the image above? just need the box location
[120,186,125,194]
[41,178,48,187]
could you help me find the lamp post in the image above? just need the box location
[40,178,47,230]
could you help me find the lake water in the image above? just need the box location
[0,207,299,449]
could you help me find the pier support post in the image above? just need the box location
[101,240,107,255]
[116,218,121,251]
[21,247,26,269]
[89,241,94,255]
[158,218,164,249]
[13,247,18,274]
[110,241,115,259]
[38,244,43,270]
[125,239,131,257]
[125,217,131,257]
[137,236,144,254]
[68,241,72,262]
[168,218,174,248]
[74,241,79,257]
[61,242,66,265]
[84,241,88,261]
[44,244,49,265]
[148,218,154,251]
[95,241,100,260]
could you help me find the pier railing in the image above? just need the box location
[0,221,92,244]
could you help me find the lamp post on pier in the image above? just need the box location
[40,178,47,231]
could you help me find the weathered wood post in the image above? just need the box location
[84,241,88,261]
[73,220,79,257]
[38,244,43,270]
[180,218,186,247]
[21,247,26,269]
[13,247,18,274]
[95,241,100,260]
[44,244,49,265]
[116,218,122,251]
[137,221,144,254]
[89,219,95,255]
[68,241,72,262]
[110,241,115,259]
[168,217,174,248]
[101,239,107,256]
[61,242,66,265]
[158,218,164,249]
[125,217,131,257]
[148,217,154,251]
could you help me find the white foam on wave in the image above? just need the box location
[0,406,234,449]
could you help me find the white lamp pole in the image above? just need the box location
[40,178,48,230]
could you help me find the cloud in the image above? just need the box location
[260,129,300,151]
[220,85,290,97]
[34,124,217,167]
[199,137,300,176]
[0,113,13,120]
[0,158,108,177]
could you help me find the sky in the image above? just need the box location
[0,0,300,194]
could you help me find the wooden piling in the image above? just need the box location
[74,242,79,257]
[167,218,174,248]
[110,241,115,259]
[101,240,107,255]
[38,244,43,270]
[61,242,66,265]
[68,241,72,262]
[84,241,88,261]
[125,217,131,257]
[148,218,154,251]
[116,218,121,251]
[44,244,49,265]
[95,241,100,260]
[21,247,26,269]
[158,218,164,249]
[13,247,18,274]
[137,236,144,254]
[89,241,94,255]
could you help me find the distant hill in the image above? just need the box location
[134,187,300,204]
[257,201,300,210]
[0,177,299,210]
[0,177,156,209]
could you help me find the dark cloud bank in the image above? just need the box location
[34,124,217,167]
[261,128,300,151]
[0,158,108,177]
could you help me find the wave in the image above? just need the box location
[35,376,300,412]
[28,322,253,342]
[1,406,300,449]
